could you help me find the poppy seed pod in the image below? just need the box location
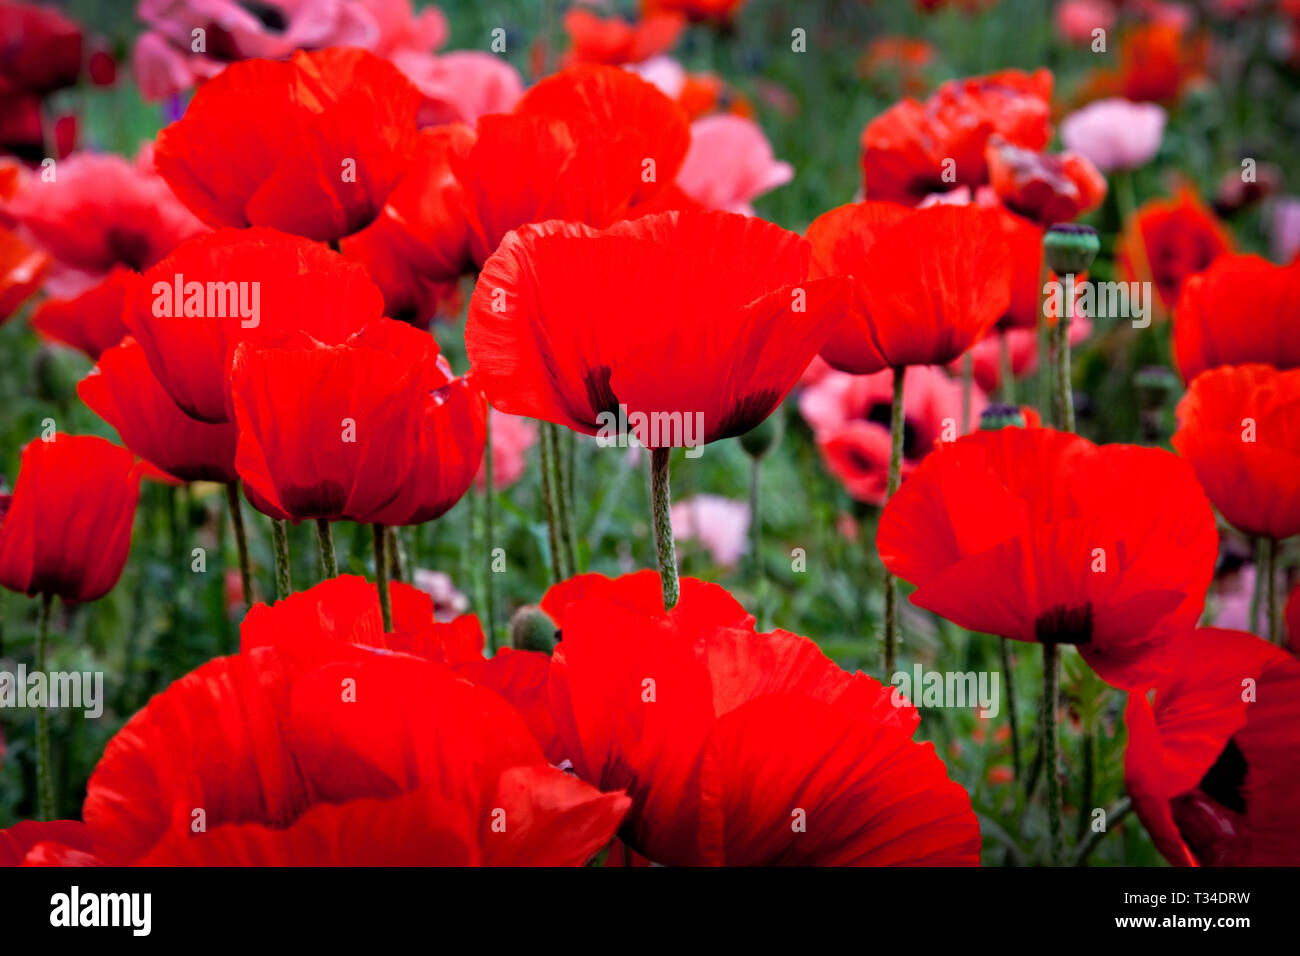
[979,402,1026,431]
[509,605,558,653]
[1043,223,1100,276]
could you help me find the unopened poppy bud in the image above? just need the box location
[510,604,558,654]
[979,403,1026,431]
[1043,223,1100,276]
[739,413,783,459]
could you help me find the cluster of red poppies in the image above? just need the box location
[1,0,1298,868]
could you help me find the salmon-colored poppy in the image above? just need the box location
[466,210,849,446]
[0,434,141,603]
[155,48,421,242]
[1172,364,1300,541]
[0,223,46,322]
[1116,187,1233,314]
[1125,627,1300,865]
[1173,254,1300,382]
[125,227,383,423]
[806,202,1013,373]
[878,427,1219,689]
[78,337,238,485]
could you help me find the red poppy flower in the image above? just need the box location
[2,150,208,277]
[565,9,684,65]
[1116,186,1233,314]
[0,1,82,96]
[339,211,462,326]
[155,48,421,242]
[1174,255,1300,382]
[231,318,485,525]
[0,223,46,322]
[641,0,747,22]
[467,210,848,446]
[1117,22,1206,103]
[806,202,1013,374]
[453,64,690,264]
[124,227,383,423]
[78,337,238,485]
[539,575,979,865]
[860,69,1052,206]
[7,642,628,865]
[0,434,141,603]
[1125,627,1300,865]
[0,820,92,866]
[993,205,1046,330]
[985,136,1107,226]
[1172,364,1300,541]
[877,427,1219,689]
[28,266,135,359]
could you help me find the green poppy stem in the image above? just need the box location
[225,482,253,607]
[271,518,291,600]
[883,367,906,678]
[373,523,393,633]
[960,352,973,434]
[650,447,679,611]
[1042,640,1062,865]
[538,422,567,583]
[1054,275,1076,433]
[748,454,765,626]
[1264,536,1280,644]
[34,592,55,821]
[999,637,1022,780]
[316,518,337,579]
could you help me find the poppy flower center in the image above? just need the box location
[105,228,153,273]
[1033,603,1093,645]
[1198,739,1247,814]
[239,2,289,32]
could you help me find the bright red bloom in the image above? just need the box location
[538,574,979,865]
[565,9,684,65]
[641,0,747,21]
[155,48,421,242]
[0,1,82,96]
[1125,628,1300,865]
[0,820,92,866]
[0,434,141,603]
[985,136,1107,226]
[1116,186,1233,314]
[2,150,208,276]
[806,202,1013,373]
[1173,255,1300,382]
[125,227,383,423]
[454,64,690,264]
[29,266,135,358]
[860,69,1052,206]
[1117,22,1206,103]
[467,210,848,446]
[231,319,485,524]
[78,337,238,485]
[7,642,628,865]
[337,213,460,326]
[0,222,46,322]
[1172,365,1300,541]
[878,427,1219,689]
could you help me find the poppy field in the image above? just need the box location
[0,0,1298,877]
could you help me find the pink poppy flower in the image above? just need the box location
[676,114,793,215]
[391,49,524,127]
[669,494,750,567]
[475,409,538,491]
[1060,98,1167,173]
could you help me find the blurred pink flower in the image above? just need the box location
[1054,0,1115,44]
[362,0,448,56]
[1270,196,1300,264]
[948,314,1094,395]
[475,409,538,491]
[1060,98,1166,173]
[1209,562,1255,633]
[670,494,750,567]
[799,365,984,505]
[676,115,792,214]
[390,49,524,126]
[413,568,469,621]
[626,55,686,99]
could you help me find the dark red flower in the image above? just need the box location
[1172,364,1300,541]
[155,48,421,242]
[806,202,1013,373]
[231,319,485,524]
[453,64,690,264]
[538,574,979,865]
[0,433,141,603]
[28,266,134,358]
[0,1,82,96]
[860,69,1052,206]
[1125,628,1300,865]
[984,136,1107,226]
[466,210,849,446]
[78,337,238,485]
[1174,255,1300,382]
[1117,186,1233,314]
[125,227,383,423]
[7,642,628,865]
[564,9,684,65]
[878,427,1219,689]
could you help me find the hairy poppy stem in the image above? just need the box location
[999,331,1015,404]
[1248,536,1265,634]
[561,430,579,572]
[386,527,407,584]
[650,447,679,610]
[34,592,55,820]
[482,412,498,650]
[316,518,337,579]
[1054,276,1075,432]
[271,518,291,600]
[1264,536,1279,643]
[748,455,764,626]
[1042,640,1062,865]
[999,638,1022,780]
[960,352,973,434]
[373,523,393,633]
[883,367,906,678]
[538,422,567,583]
[225,482,253,607]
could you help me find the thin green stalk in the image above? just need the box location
[1042,641,1062,865]
[315,518,337,579]
[226,482,253,607]
[650,447,679,610]
[1264,537,1280,644]
[1249,536,1265,635]
[1077,726,1096,842]
[883,367,906,677]
[960,352,973,434]
[562,429,579,571]
[373,523,393,632]
[35,592,54,820]
[386,527,407,585]
[482,411,498,649]
[1073,797,1133,865]
[999,637,1022,780]
[999,331,1015,404]
[538,422,566,583]
[748,455,764,626]
[1054,274,1075,433]
[271,518,292,600]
